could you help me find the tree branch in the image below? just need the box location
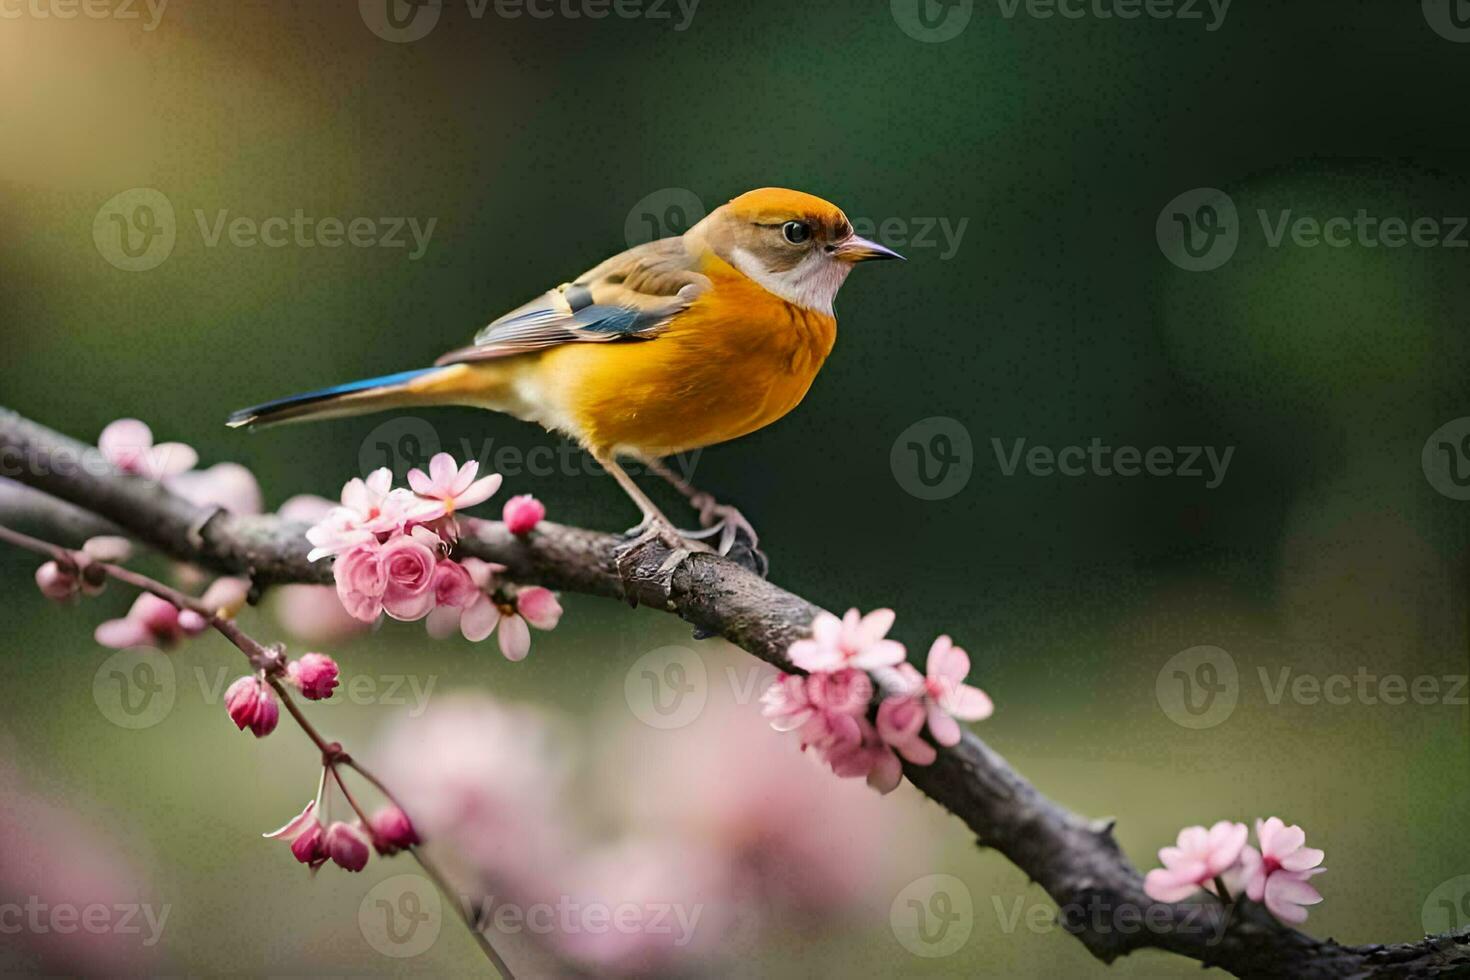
[0,408,1463,979]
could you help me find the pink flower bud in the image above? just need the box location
[224,676,279,737]
[286,653,339,701]
[502,494,546,535]
[368,805,421,856]
[324,821,371,872]
[289,821,327,870]
[35,561,78,601]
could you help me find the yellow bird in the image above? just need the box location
[229,187,902,575]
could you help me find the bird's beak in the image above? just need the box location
[832,234,905,263]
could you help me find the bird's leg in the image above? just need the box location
[594,453,708,602]
[643,458,768,579]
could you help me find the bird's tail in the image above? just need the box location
[227,366,476,429]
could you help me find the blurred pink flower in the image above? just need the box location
[98,418,197,479]
[324,821,371,872]
[333,541,387,623]
[379,528,440,621]
[373,694,576,894]
[502,493,546,534]
[821,716,902,795]
[272,584,370,644]
[94,593,206,649]
[286,652,339,701]
[224,675,279,737]
[369,805,420,856]
[166,462,263,515]
[1143,820,1249,903]
[408,453,502,519]
[788,607,905,672]
[1236,817,1325,924]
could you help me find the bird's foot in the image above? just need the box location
[679,494,768,579]
[616,518,710,606]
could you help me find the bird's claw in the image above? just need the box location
[679,495,768,579]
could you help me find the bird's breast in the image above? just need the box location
[544,269,837,456]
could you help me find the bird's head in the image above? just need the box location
[689,187,903,314]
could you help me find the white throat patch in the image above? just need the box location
[728,247,851,315]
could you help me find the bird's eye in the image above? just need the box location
[781,221,811,244]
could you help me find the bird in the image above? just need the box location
[228,187,903,583]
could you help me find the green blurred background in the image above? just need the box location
[2,0,1468,975]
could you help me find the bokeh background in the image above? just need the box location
[2,0,1468,975]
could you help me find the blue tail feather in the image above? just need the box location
[227,368,438,428]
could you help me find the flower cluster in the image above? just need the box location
[224,651,340,739]
[264,798,419,874]
[1144,817,1325,924]
[306,455,562,661]
[761,609,993,794]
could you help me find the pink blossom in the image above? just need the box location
[879,637,994,752]
[368,805,420,855]
[408,453,502,519]
[429,580,561,661]
[788,607,905,672]
[286,653,339,701]
[431,559,478,608]
[1236,817,1325,924]
[166,462,263,515]
[333,541,387,623]
[759,674,816,732]
[324,821,371,871]
[94,593,207,649]
[875,691,935,765]
[821,716,903,794]
[760,669,872,751]
[305,469,433,561]
[224,676,279,737]
[502,493,545,534]
[264,800,327,869]
[1143,821,1249,903]
[98,418,197,479]
[379,529,440,622]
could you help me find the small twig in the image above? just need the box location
[0,520,514,979]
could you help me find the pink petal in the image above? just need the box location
[263,801,318,841]
[942,683,993,721]
[810,612,843,646]
[850,638,905,670]
[925,703,962,747]
[516,587,562,630]
[927,635,971,683]
[428,453,458,488]
[1270,823,1306,860]
[450,459,479,497]
[1255,817,1284,855]
[364,468,394,498]
[340,477,372,511]
[459,596,500,642]
[98,418,152,463]
[407,468,434,496]
[94,618,151,649]
[856,607,896,645]
[146,442,198,478]
[866,748,903,794]
[382,587,437,622]
[454,473,503,510]
[1144,868,1202,903]
[1281,847,1324,872]
[768,706,814,732]
[425,605,462,639]
[788,638,840,673]
[498,614,531,661]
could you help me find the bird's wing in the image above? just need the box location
[435,238,710,365]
